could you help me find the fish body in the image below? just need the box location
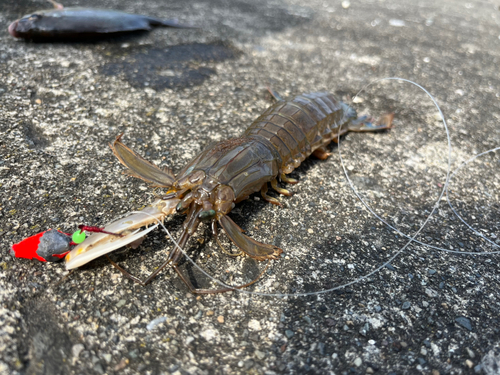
[8,8,194,40]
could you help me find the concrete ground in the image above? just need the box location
[1,0,500,374]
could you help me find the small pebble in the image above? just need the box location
[455,317,473,331]
[385,264,396,271]
[353,357,362,367]
[402,301,411,310]
[206,310,214,316]
[389,19,406,27]
[72,344,85,359]
[217,315,224,323]
[146,316,167,331]
[248,319,262,331]
[94,363,104,375]
[317,342,325,355]
[114,359,129,371]
[200,329,217,341]
[466,347,475,359]
[255,350,266,360]
[432,112,443,121]
[465,360,473,368]
[285,330,294,338]
[341,1,350,9]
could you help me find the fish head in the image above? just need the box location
[8,20,20,37]
[8,14,42,38]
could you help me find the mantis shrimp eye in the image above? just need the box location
[198,209,216,221]
[176,201,190,214]
[176,202,184,212]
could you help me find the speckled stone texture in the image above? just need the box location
[1,0,499,374]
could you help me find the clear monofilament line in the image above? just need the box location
[345,79,500,255]
[126,78,450,297]
[114,78,498,297]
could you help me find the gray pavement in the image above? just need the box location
[1,0,500,374]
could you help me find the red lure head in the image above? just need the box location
[11,229,72,262]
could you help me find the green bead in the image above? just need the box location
[72,230,86,244]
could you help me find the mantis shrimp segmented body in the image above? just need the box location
[64,91,393,293]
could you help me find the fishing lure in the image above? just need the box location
[11,226,121,262]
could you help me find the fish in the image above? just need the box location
[8,7,196,41]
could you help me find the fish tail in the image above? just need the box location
[147,17,198,29]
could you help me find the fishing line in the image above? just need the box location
[122,77,453,297]
[355,145,500,255]
[446,147,500,251]
[344,79,500,255]
[87,78,497,298]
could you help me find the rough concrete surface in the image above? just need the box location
[1,0,500,374]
